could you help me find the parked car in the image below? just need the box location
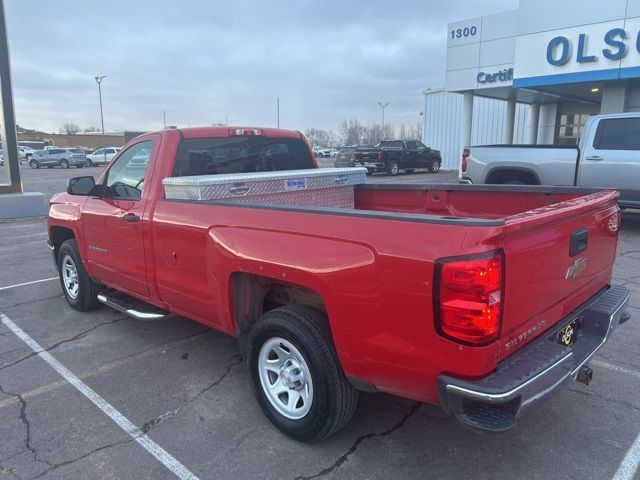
[312,146,331,158]
[18,146,36,160]
[336,140,442,175]
[85,147,120,166]
[329,148,338,157]
[29,148,87,169]
[333,145,373,166]
[48,126,630,441]
[460,113,640,209]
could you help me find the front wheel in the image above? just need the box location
[85,159,93,167]
[60,159,69,169]
[57,239,100,311]
[428,161,441,173]
[386,160,399,176]
[29,159,39,169]
[247,305,358,442]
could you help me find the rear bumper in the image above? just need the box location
[438,284,630,432]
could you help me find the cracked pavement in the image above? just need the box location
[1,170,640,479]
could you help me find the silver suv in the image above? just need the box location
[29,148,87,169]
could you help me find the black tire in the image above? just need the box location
[427,161,441,173]
[86,159,93,167]
[29,159,39,169]
[76,163,84,168]
[404,169,415,173]
[386,160,399,176]
[60,159,69,168]
[246,305,358,442]
[57,239,100,311]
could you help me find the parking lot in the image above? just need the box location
[1,165,639,480]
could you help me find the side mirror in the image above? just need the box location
[66,176,95,195]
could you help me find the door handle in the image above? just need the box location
[585,156,604,161]
[121,213,140,223]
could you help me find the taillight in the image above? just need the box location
[434,250,504,346]
[377,151,384,160]
[230,128,264,136]
[461,148,469,172]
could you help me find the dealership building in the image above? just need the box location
[423,0,640,170]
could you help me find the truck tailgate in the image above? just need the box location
[498,190,620,361]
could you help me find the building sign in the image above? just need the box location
[546,29,632,66]
[514,14,640,88]
[477,68,514,84]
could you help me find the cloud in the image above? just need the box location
[5,0,518,134]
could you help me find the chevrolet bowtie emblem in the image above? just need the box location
[566,258,587,280]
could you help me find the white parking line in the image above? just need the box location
[0,313,199,480]
[0,277,58,292]
[592,360,640,379]
[591,360,640,480]
[613,431,640,480]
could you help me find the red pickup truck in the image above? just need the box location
[47,127,630,441]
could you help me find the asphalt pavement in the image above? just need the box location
[0,165,638,480]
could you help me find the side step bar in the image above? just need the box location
[97,289,170,321]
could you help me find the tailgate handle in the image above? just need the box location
[570,228,589,257]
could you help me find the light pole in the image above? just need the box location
[378,102,389,141]
[95,75,106,163]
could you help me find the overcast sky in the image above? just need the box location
[6,0,517,134]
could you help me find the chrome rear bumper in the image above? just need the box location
[438,285,630,432]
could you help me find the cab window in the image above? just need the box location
[104,141,153,200]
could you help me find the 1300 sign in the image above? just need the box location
[451,26,477,39]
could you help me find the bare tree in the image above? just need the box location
[60,123,81,135]
[83,126,98,133]
[304,128,338,147]
[408,120,422,141]
[339,119,365,146]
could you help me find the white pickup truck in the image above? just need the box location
[460,112,640,209]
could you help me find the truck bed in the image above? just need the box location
[155,179,619,401]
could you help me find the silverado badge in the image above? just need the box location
[565,258,587,280]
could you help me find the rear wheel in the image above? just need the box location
[386,160,399,176]
[247,305,358,442]
[29,159,39,169]
[427,161,441,173]
[60,159,69,169]
[85,159,93,167]
[57,239,100,311]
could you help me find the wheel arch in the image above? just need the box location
[485,166,541,185]
[49,226,76,266]
[230,272,329,348]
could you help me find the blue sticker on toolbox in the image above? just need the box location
[285,179,307,190]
